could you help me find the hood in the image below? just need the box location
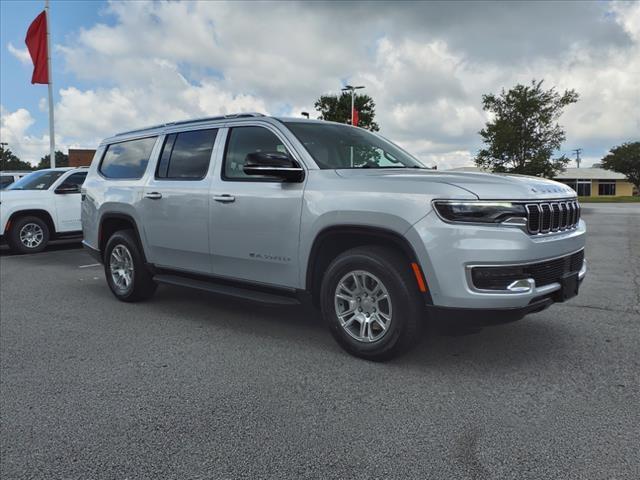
[0,189,49,204]
[334,168,576,200]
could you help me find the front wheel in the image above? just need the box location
[320,246,424,361]
[7,216,50,254]
[104,230,157,302]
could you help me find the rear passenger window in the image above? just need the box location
[100,137,157,179]
[156,129,217,180]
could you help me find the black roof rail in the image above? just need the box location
[114,112,266,137]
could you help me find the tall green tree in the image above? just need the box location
[314,92,380,131]
[475,80,579,178]
[600,141,640,192]
[0,145,33,171]
[36,150,69,169]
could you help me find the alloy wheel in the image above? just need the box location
[109,244,134,293]
[334,270,393,343]
[19,223,44,249]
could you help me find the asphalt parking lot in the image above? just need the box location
[1,203,638,480]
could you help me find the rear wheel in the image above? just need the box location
[104,230,156,302]
[320,245,424,361]
[7,216,50,254]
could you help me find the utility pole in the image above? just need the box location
[572,148,582,168]
[45,0,55,168]
[341,84,364,125]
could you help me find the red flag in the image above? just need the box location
[25,11,49,84]
[352,107,359,126]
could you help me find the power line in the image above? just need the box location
[572,148,583,168]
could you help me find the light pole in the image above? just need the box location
[341,85,364,125]
[301,111,309,119]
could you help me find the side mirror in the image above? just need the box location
[243,152,304,182]
[55,183,81,194]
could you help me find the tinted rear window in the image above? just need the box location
[156,129,217,180]
[100,137,157,179]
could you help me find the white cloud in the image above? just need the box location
[7,42,31,65]
[0,106,49,165]
[5,0,640,168]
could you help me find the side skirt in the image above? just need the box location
[152,269,307,306]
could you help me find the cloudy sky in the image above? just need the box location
[1,0,638,168]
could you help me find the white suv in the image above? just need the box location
[0,167,88,253]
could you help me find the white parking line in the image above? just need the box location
[79,263,101,269]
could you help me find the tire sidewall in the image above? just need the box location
[9,216,50,254]
[104,231,140,301]
[320,251,414,358]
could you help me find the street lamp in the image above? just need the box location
[301,112,309,119]
[341,84,365,125]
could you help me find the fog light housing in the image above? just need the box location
[471,266,532,291]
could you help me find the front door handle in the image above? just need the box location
[213,194,235,203]
[145,192,163,200]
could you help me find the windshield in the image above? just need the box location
[285,122,425,169]
[7,170,65,190]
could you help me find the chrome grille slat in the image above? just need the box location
[559,202,568,229]
[568,201,575,226]
[525,199,580,235]
[525,204,541,234]
[551,203,560,231]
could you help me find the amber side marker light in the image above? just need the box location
[410,262,428,292]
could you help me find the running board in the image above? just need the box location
[153,274,301,305]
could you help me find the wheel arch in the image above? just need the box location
[98,213,147,262]
[305,225,431,306]
[6,209,56,238]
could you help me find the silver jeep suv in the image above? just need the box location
[81,113,586,360]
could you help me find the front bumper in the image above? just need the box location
[425,273,585,326]
[406,212,587,309]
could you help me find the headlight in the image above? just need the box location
[433,200,527,224]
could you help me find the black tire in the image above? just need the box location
[7,216,50,254]
[104,229,157,302]
[320,245,424,361]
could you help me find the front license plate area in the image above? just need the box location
[559,273,579,301]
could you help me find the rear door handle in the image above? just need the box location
[213,194,235,203]
[145,192,163,200]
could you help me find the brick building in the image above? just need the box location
[68,149,96,167]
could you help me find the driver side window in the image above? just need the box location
[61,172,87,189]
[223,126,289,180]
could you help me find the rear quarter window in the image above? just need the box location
[100,137,157,179]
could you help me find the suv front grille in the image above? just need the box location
[471,250,585,290]
[525,200,580,234]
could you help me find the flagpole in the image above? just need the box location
[45,0,55,168]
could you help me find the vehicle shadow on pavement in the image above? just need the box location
[399,315,568,371]
[0,240,82,256]
[88,281,566,371]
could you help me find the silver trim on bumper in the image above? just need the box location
[464,250,586,296]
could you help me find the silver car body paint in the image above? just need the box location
[82,116,586,311]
